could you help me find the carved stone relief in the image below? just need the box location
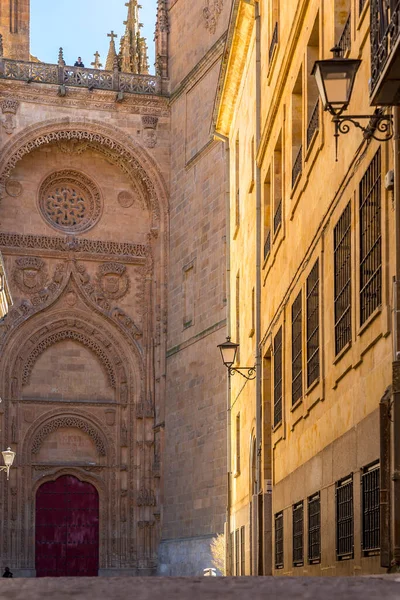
[31,416,107,457]
[5,179,22,197]
[12,257,48,295]
[203,0,224,34]
[142,115,158,149]
[118,191,135,208]
[96,263,130,301]
[38,170,103,235]
[1,98,19,135]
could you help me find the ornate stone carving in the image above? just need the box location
[141,115,158,130]
[22,330,116,388]
[118,191,135,208]
[31,416,106,456]
[23,408,34,423]
[136,397,154,419]
[12,257,47,295]
[96,263,130,300]
[0,232,147,261]
[137,488,156,507]
[121,422,128,447]
[56,139,89,155]
[5,179,22,197]
[203,0,224,34]
[104,409,116,426]
[1,98,19,135]
[38,170,103,234]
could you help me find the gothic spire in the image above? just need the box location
[105,31,118,71]
[118,0,149,74]
[155,0,168,78]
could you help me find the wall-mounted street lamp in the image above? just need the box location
[217,337,256,381]
[0,448,15,481]
[312,46,393,160]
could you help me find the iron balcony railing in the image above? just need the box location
[307,99,320,147]
[338,13,352,56]
[0,57,162,96]
[269,22,279,63]
[264,230,271,260]
[292,145,303,188]
[370,0,400,95]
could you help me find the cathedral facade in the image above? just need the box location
[0,0,228,576]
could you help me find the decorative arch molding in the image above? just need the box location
[22,407,115,465]
[0,118,169,228]
[22,328,116,389]
[31,416,107,457]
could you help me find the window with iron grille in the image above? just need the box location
[236,413,241,475]
[362,462,380,555]
[274,327,283,426]
[293,501,304,566]
[235,529,239,575]
[334,202,352,355]
[275,511,284,569]
[336,475,354,559]
[308,492,321,564]
[240,526,245,575]
[306,260,320,387]
[292,292,303,405]
[360,149,382,326]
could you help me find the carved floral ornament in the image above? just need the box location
[38,170,103,234]
[0,121,168,227]
[203,0,224,35]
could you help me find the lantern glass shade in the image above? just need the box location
[2,448,15,468]
[218,338,239,368]
[312,58,361,113]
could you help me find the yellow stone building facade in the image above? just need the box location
[216,0,399,577]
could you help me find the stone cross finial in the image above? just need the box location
[58,47,65,67]
[107,31,118,42]
[91,51,102,70]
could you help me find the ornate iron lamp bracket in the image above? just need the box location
[332,108,393,161]
[228,366,257,381]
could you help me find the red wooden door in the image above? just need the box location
[35,475,99,577]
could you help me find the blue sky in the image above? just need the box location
[31,0,157,72]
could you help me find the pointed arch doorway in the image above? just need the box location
[35,475,99,577]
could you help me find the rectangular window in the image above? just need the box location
[308,492,321,564]
[240,526,245,575]
[292,292,303,405]
[275,511,284,569]
[264,169,271,260]
[360,148,382,325]
[334,202,352,354]
[336,475,354,560]
[235,133,240,230]
[235,529,240,576]
[306,14,320,148]
[306,260,320,387]
[291,67,303,187]
[273,134,282,234]
[273,327,283,426]
[236,413,241,475]
[293,501,304,566]
[362,462,380,554]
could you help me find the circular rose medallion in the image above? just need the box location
[6,179,22,197]
[38,170,102,234]
[118,190,135,208]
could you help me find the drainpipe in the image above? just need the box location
[254,0,266,576]
[215,130,231,576]
[392,106,400,568]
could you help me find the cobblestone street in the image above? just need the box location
[0,577,400,600]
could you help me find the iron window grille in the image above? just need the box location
[275,511,284,569]
[362,462,380,555]
[264,230,271,260]
[269,22,279,63]
[274,327,283,426]
[292,292,303,405]
[307,99,320,148]
[235,529,240,575]
[308,492,321,564]
[359,0,367,13]
[360,148,382,326]
[306,260,320,388]
[292,145,303,188]
[334,202,352,355]
[336,475,354,560]
[293,501,304,566]
[240,526,246,575]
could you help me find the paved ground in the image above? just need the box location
[0,576,400,600]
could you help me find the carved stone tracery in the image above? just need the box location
[38,170,102,234]
[31,416,107,457]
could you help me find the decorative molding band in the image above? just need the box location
[0,232,147,263]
